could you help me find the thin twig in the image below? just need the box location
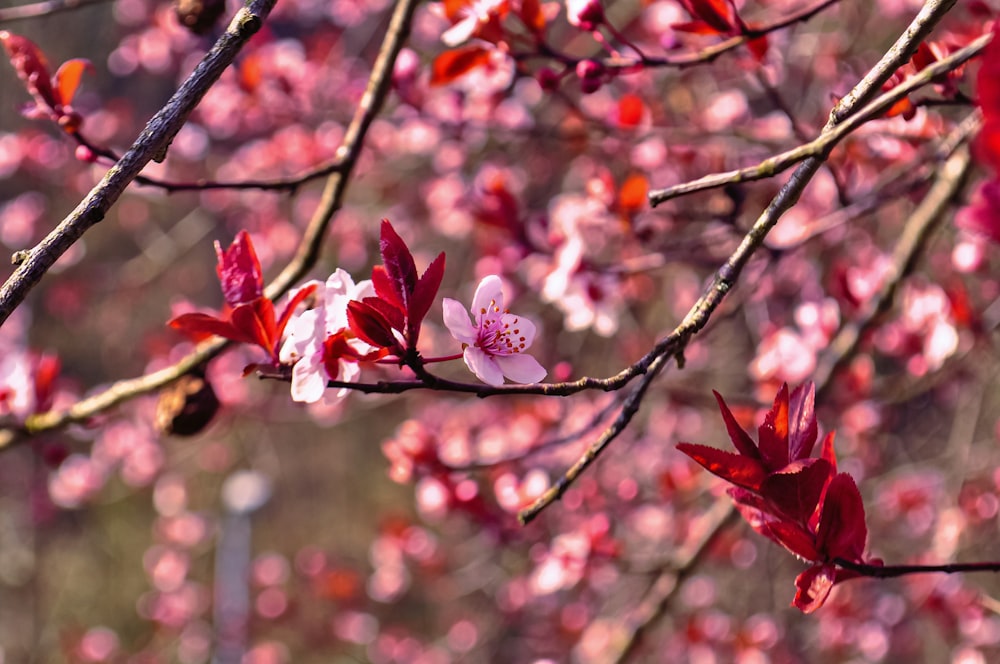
[0,0,422,450]
[0,0,110,23]
[815,144,973,396]
[649,27,986,205]
[0,0,279,326]
[597,1,964,659]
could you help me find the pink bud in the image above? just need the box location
[576,60,604,94]
[568,0,604,30]
[536,67,561,92]
[75,144,97,163]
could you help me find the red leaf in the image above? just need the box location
[977,24,1000,122]
[788,381,818,461]
[758,382,790,470]
[53,58,91,106]
[0,31,56,108]
[170,312,255,345]
[819,430,837,471]
[956,178,1000,244]
[517,0,546,32]
[409,252,446,337]
[730,490,819,560]
[617,93,645,128]
[677,0,734,34]
[713,390,759,459]
[230,299,278,356]
[793,563,837,613]
[275,283,318,345]
[430,46,492,86]
[816,473,868,563]
[371,266,404,311]
[361,296,406,334]
[676,442,766,492]
[746,34,768,62]
[670,20,728,36]
[215,231,264,307]
[347,300,401,350]
[760,458,833,525]
[33,353,60,412]
[379,220,418,312]
[618,173,648,215]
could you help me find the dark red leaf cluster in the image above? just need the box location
[677,383,874,613]
[672,0,768,62]
[169,232,316,364]
[959,23,1000,242]
[346,220,445,358]
[0,31,92,133]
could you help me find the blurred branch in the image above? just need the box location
[72,130,349,194]
[836,558,1000,578]
[0,0,279,326]
[528,0,843,71]
[0,0,421,450]
[648,28,987,205]
[579,0,968,658]
[0,0,110,23]
[814,143,974,396]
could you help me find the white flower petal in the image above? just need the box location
[464,346,505,386]
[443,298,478,344]
[495,353,546,384]
[290,358,326,403]
[471,275,504,320]
[279,310,321,363]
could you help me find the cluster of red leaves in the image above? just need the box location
[169,232,316,365]
[958,23,1000,243]
[672,0,768,62]
[431,0,546,86]
[0,31,91,133]
[346,220,445,358]
[677,383,875,613]
[882,39,967,121]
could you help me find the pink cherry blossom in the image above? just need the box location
[279,269,375,403]
[442,275,546,386]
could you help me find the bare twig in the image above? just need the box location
[0,0,421,450]
[547,0,969,657]
[0,0,279,326]
[0,0,110,23]
[649,27,986,205]
[814,144,974,395]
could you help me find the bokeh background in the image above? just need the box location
[2,0,1000,662]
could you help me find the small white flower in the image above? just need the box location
[279,269,374,403]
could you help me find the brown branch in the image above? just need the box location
[0,0,110,23]
[648,29,988,206]
[836,558,1000,578]
[589,1,965,658]
[72,131,348,194]
[0,0,422,451]
[526,0,843,71]
[0,0,278,326]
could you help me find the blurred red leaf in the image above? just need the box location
[53,58,92,107]
[431,46,492,86]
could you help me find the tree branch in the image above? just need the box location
[0,0,110,23]
[0,0,422,450]
[648,29,988,205]
[0,0,278,326]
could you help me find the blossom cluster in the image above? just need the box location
[170,220,546,403]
